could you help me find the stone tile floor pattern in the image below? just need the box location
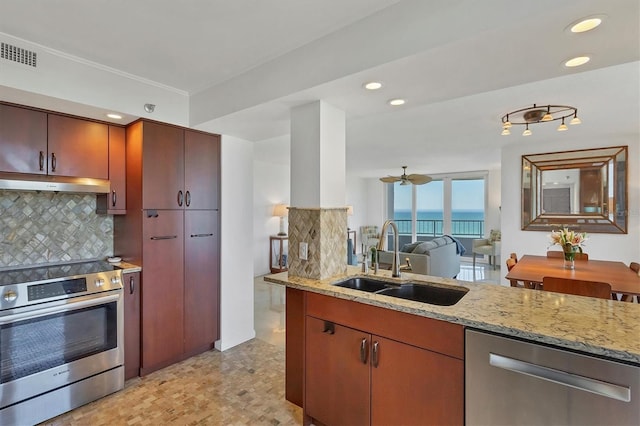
[42,339,302,426]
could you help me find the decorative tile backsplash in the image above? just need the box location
[288,207,347,280]
[0,191,113,268]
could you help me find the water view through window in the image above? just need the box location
[391,178,485,252]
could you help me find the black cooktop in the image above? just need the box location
[0,261,120,287]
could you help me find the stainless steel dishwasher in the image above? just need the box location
[466,329,640,425]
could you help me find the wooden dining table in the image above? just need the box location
[505,255,640,298]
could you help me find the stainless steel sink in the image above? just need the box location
[333,277,391,292]
[377,283,467,306]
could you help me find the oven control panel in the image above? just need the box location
[0,270,123,309]
[28,277,88,301]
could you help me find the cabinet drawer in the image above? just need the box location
[306,292,464,359]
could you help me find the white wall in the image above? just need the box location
[345,174,368,254]
[217,135,256,351]
[0,33,189,126]
[501,140,640,285]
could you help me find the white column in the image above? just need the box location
[291,101,346,208]
[288,100,348,279]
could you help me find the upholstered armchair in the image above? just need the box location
[472,229,501,270]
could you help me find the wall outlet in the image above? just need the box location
[299,242,308,260]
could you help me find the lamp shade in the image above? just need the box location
[347,205,354,216]
[273,204,288,217]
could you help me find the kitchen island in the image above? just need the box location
[265,266,640,425]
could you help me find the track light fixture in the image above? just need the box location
[500,104,581,136]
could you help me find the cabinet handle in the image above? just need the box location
[372,341,379,368]
[360,338,368,364]
[177,190,184,207]
[39,151,44,171]
[190,233,213,238]
[323,321,335,335]
[129,276,135,295]
[51,152,56,172]
[150,235,178,240]
[111,190,117,207]
[185,190,191,207]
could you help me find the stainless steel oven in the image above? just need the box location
[0,261,124,426]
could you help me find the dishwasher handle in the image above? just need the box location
[489,353,631,402]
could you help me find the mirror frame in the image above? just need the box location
[521,146,628,234]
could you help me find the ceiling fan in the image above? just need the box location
[379,166,432,185]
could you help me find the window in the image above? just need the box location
[387,174,486,253]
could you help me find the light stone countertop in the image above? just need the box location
[264,266,640,365]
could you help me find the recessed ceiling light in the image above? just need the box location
[107,113,122,119]
[364,81,383,90]
[388,98,405,106]
[569,16,604,33]
[564,56,590,67]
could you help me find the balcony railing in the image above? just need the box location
[393,219,484,238]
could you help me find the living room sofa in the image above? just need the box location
[377,236,461,278]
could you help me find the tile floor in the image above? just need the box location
[42,259,500,425]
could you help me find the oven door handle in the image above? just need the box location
[0,292,120,325]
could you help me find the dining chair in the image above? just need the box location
[546,250,589,260]
[541,276,612,300]
[506,258,535,289]
[619,262,640,302]
[510,253,518,263]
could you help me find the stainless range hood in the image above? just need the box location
[0,172,110,193]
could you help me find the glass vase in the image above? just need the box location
[563,250,576,270]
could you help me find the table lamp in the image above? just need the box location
[273,204,289,236]
[347,205,354,230]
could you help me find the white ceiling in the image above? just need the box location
[1,0,638,178]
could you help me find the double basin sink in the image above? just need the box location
[333,277,468,306]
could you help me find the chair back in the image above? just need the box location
[630,262,640,274]
[506,258,516,271]
[546,250,588,260]
[360,226,380,249]
[541,276,611,299]
[510,253,518,263]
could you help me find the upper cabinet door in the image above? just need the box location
[47,114,109,179]
[184,130,220,210]
[141,121,184,209]
[108,126,126,212]
[0,104,47,174]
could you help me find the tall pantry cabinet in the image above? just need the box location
[115,119,220,376]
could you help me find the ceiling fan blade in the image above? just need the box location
[380,176,401,183]
[407,174,432,185]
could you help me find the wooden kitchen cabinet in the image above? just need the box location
[47,114,109,179]
[183,210,220,356]
[0,103,47,174]
[184,130,220,210]
[140,210,185,374]
[97,125,127,214]
[370,336,464,425]
[134,122,220,210]
[123,271,141,380]
[302,292,464,426]
[305,317,371,425]
[139,121,184,209]
[116,119,220,376]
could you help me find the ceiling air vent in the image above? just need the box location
[1,42,37,67]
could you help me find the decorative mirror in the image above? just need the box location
[522,146,627,234]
